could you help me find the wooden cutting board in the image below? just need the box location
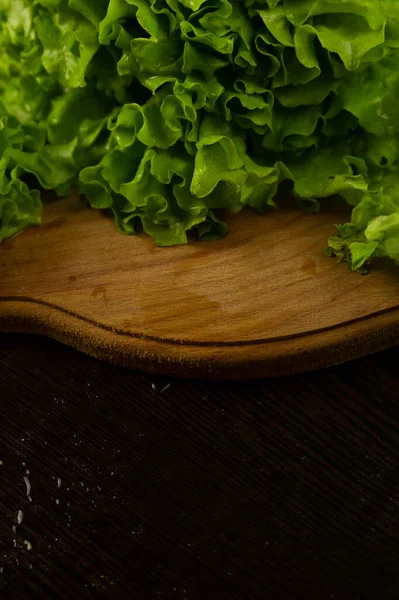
[1,194,399,379]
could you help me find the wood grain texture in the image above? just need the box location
[1,195,399,379]
[1,334,399,599]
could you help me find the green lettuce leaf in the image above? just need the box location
[0,0,399,271]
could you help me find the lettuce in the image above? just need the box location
[1,0,399,271]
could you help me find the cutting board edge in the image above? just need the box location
[2,298,399,380]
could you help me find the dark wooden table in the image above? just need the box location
[1,333,399,599]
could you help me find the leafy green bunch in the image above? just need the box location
[1,0,399,270]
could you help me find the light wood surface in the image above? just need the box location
[1,195,398,379]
